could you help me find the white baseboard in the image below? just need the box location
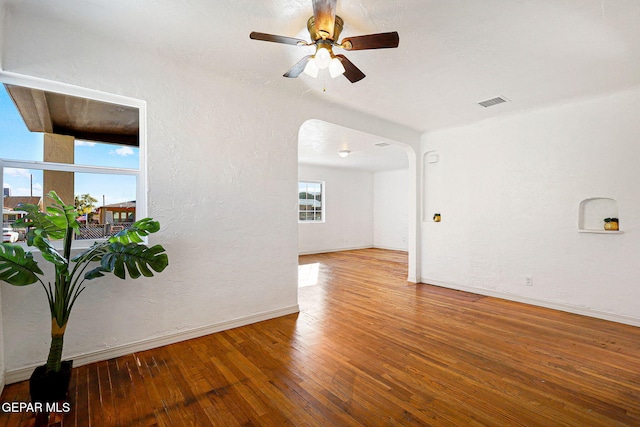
[373,245,409,252]
[299,245,408,256]
[4,304,300,385]
[421,278,640,327]
[298,245,372,255]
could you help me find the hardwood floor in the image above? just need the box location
[2,248,640,426]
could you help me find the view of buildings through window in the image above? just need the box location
[1,83,140,242]
[298,181,324,222]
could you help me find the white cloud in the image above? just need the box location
[4,168,32,178]
[75,140,96,147]
[15,186,43,197]
[111,146,134,157]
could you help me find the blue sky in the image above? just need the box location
[1,86,138,207]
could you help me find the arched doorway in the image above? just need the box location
[297,119,418,282]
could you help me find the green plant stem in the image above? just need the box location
[63,227,74,264]
[46,332,64,374]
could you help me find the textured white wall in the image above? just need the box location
[373,169,409,251]
[421,87,640,325]
[0,7,420,378]
[0,0,5,69]
[0,0,6,391]
[298,164,373,254]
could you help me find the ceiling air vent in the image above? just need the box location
[478,96,508,108]
[375,142,391,147]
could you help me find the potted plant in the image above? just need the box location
[0,191,168,405]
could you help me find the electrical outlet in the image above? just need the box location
[525,276,533,287]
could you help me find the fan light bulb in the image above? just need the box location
[314,47,331,69]
[329,57,345,78]
[338,149,351,158]
[303,58,320,78]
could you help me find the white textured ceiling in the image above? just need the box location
[6,0,640,171]
[299,120,408,172]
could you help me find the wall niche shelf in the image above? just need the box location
[578,197,621,233]
[578,229,623,234]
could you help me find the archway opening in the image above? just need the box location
[296,119,417,282]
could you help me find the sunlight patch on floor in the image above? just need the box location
[298,263,319,288]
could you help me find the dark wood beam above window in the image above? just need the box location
[4,84,139,146]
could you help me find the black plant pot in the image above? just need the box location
[29,360,73,404]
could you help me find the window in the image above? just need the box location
[299,181,324,222]
[1,72,146,247]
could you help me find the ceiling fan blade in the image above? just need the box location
[250,32,308,46]
[312,0,337,39]
[283,55,313,78]
[335,55,365,83]
[341,32,400,50]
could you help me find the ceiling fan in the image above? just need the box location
[249,0,399,83]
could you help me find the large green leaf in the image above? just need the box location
[15,203,65,241]
[0,244,43,286]
[85,242,168,280]
[109,218,161,244]
[72,217,163,272]
[15,191,80,243]
[31,231,68,267]
[47,190,80,232]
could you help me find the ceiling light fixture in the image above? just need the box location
[338,149,351,158]
[314,46,331,68]
[328,57,346,78]
[303,58,320,78]
[303,44,345,79]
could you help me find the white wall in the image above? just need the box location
[298,164,373,254]
[421,86,640,325]
[0,7,420,381]
[0,0,7,392]
[373,169,409,251]
[0,0,5,69]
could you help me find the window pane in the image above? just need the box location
[75,172,137,239]
[298,180,323,222]
[75,140,139,169]
[0,86,44,162]
[3,168,136,241]
[1,80,143,246]
[3,168,43,199]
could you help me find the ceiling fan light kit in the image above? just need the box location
[338,149,351,158]
[249,0,399,83]
[303,58,320,78]
[328,57,346,78]
[302,43,346,78]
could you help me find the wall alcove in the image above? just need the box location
[422,150,440,222]
[578,197,622,234]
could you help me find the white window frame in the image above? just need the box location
[298,180,325,223]
[0,71,147,248]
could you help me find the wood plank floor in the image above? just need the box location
[2,248,640,426]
